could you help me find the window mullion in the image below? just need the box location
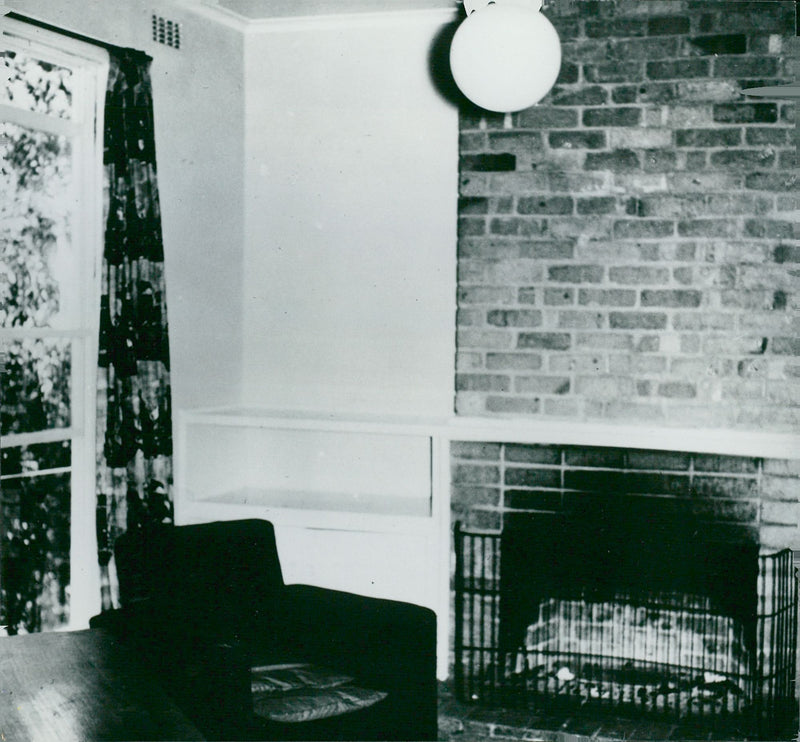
[0,329,89,339]
[1,466,71,482]
[68,47,107,630]
[0,103,79,137]
[1,428,77,449]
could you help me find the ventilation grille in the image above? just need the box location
[152,14,181,49]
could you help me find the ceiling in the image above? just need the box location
[204,0,456,20]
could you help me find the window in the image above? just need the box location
[1,18,108,633]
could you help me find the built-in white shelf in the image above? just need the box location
[176,407,451,527]
[204,487,431,517]
[188,405,452,432]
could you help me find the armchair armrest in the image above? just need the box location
[88,607,126,632]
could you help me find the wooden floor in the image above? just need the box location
[436,682,797,742]
[0,629,204,742]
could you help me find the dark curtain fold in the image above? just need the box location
[95,49,173,612]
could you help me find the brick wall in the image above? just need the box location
[455,0,798,429]
[451,441,800,551]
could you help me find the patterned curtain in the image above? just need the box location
[95,49,173,612]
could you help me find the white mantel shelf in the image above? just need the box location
[447,416,800,460]
[181,406,452,436]
[182,406,800,460]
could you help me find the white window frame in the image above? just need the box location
[0,17,108,630]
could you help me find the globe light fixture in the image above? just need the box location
[449,0,562,113]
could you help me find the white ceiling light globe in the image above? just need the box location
[450,1,562,113]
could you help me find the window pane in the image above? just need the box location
[1,338,71,435]
[1,471,71,633]
[0,121,76,329]
[2,440,71,476]
[0,50,73,119]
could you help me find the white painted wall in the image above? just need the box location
[241,10,459,417]
[149,6,247,412]
[6,0,247,413]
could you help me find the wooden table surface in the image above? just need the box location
[0,628,205,741]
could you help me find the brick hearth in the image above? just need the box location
[436,681,781,741]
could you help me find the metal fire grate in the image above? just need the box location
[453,523,798,739]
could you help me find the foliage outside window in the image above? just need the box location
[1,27,107,634]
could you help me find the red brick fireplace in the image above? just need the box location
[449,443,799,739]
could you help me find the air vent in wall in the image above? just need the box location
[152,14,181,49]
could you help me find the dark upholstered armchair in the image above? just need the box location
[91,519,438,741]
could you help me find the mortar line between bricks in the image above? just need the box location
[502,461,762,480]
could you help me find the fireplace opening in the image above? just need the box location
[453,511,797,740]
